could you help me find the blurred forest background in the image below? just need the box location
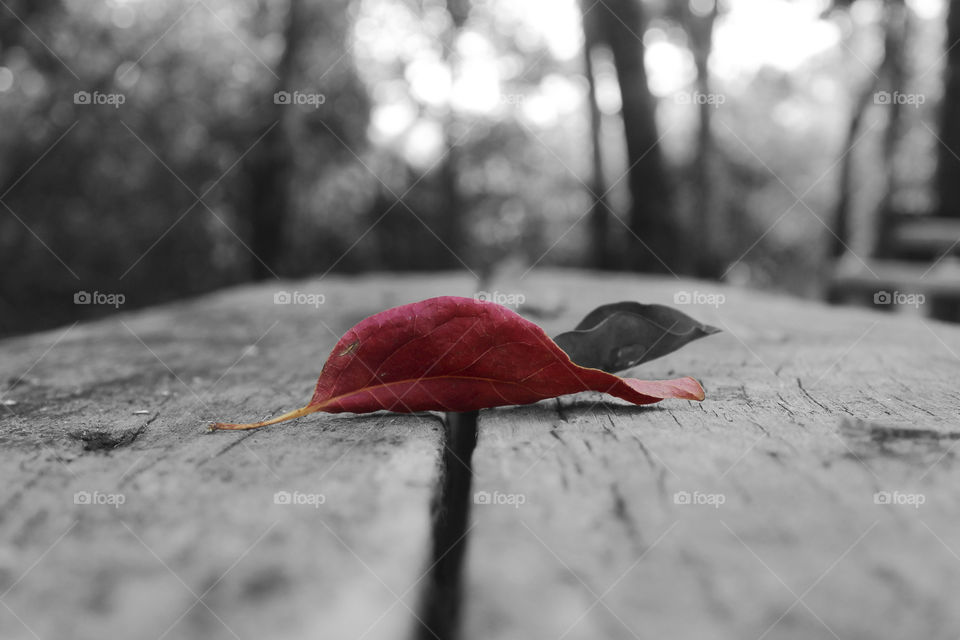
[1,0,959,336]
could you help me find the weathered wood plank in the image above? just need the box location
[0,274,473,640]
[463,269,960,640]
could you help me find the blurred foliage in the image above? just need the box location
[0,0,953,335]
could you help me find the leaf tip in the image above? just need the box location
[685,377,706,401]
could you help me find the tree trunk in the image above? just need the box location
[247,0,304,280]
[832,75,882,258]
[937,0,960,218]
[594,0,675,273]
[876,0,908,257]
[438,0,471,268]
[831,0,907,259]
[580,2,611,270]
[683,2,719,276]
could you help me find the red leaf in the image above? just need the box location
[211,296,705,431]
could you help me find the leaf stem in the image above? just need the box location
[209,404,318,431]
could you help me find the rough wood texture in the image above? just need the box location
[7,270,960,640]
[464,269,960,640]
[0,274,474,640]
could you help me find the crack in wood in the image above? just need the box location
[415,410,478,640]
[71,416,154,452]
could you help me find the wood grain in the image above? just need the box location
[463,269,960,640]
[7,270,960,639]
[0,274,474,640]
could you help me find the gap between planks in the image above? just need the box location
[415,410,478,640]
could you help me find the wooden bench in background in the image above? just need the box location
[829,213,960,320]
[3,270,960,639]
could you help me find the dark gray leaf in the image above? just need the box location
[554,302,720,372]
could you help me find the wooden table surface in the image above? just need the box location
[2,269,959,640]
